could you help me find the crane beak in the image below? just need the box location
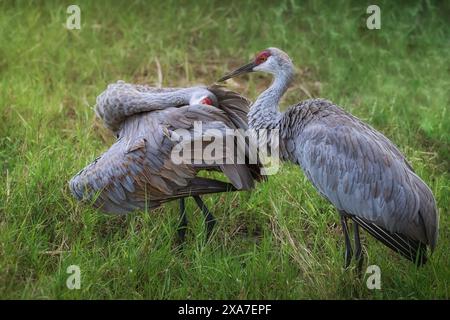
[218,61,256,82]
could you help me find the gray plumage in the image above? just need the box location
[70,82,263,215]
[95,80,218,133]
[219,47,438,265]
[285,100,438,248]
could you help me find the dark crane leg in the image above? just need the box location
[193,196,216,240]
[177,198,188,243]
[353,221,364,273]
[340,213,353,269]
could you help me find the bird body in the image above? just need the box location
[70,83,263,218]
[280,99,437,249]
[219,47,438,265]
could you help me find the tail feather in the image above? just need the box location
[352,215,428,266]
[149,177,237,208]
[175,177,237,198]
[95,177,237,214]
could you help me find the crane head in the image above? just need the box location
[218,47,294,82]
[189,89,218,107]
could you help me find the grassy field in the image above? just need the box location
[0,0,449,299]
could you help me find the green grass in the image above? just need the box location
[0,0,449,299]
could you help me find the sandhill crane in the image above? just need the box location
[219,48,439,268]
[70,81,264,241]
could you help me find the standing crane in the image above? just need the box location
[70,81,264,242]
[219,48,439,268]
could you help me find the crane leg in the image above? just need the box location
[353,221,364,274]
[177,198,188,243]
[193,196,216,240]
[340,213,353,269]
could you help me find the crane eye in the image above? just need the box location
[255,51,270,65]
[200,97,214,106]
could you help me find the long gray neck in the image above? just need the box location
[96,86,200,132]
[248,72,291,130]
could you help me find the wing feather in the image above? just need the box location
[71,85,264,214]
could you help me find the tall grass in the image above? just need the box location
[0,0,448,299]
